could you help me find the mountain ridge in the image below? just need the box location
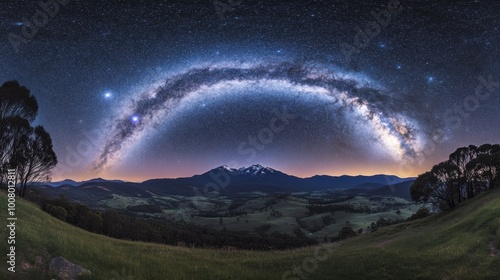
[36,164,415,203]
[45,164,414,187]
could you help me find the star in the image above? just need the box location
[131,115,140,124]
[91,62,429,172]
[2,0,498,182]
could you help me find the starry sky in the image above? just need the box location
[1,0,499,181]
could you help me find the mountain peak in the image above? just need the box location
[211,164,277,176]
[214,165,237,172]
[238,164,276,176]
[87,177,106,182]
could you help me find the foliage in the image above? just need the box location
[31,192,317,250]
[2,185,500,279]
[407,208,430,221]
[126,204,162,213]
[0,81,57,196]
[46,204,68,221]
[411,144,500,210]
[337,226,357,240]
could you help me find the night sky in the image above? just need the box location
[1,0,499,181]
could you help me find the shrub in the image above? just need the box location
[337,226,357,240]
[407,208,430,221]
[47,204,68,221]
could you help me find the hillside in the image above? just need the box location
[36,166,413,203]
[1,188,499,280]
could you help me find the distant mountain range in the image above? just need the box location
[37,164,415,201]
[39,178,125,188]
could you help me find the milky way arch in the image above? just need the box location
[91,61,426,172]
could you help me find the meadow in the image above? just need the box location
[1,187,499,279]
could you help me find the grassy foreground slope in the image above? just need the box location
[1,188,499,280]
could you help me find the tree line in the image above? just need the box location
[26,190,318,250]
[411,144,499,211]
[0,81,57,196]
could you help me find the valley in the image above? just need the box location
[2,184,499,280]
[35,165,425,241]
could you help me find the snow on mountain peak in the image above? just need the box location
[214,164,276,176]
[240,164,275,176]
[214,165,237,173]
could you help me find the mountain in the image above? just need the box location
[213,164,279,176]
[345,180,415,200]
[83,177,125,184]
[38,179,80,187]
[38,178,125,188]
[190,164,306,193]
[37,164,415,201]
[303,174,412,189]
[186,164,412,192]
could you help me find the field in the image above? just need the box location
[97,192,425,239]
[1,187,499,280]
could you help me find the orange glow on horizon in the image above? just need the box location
[51,161,433,183]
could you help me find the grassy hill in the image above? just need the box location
[1,188,499,280]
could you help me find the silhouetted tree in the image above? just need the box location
[0,81,38,183]
[47,205,68,221]
[0,81,57,196]
[82,212,103,233]
[17,126,57,197]
[411,144,500,211]
[337,226,357,240]
[448,145,477,199]
[103,209,123,237]
[0,81,38,121]
[0,116,31,182]
[466,144,500,191]
[407,208,430,221]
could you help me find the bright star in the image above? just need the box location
[104,92,112,98]
[131,115,140,124]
